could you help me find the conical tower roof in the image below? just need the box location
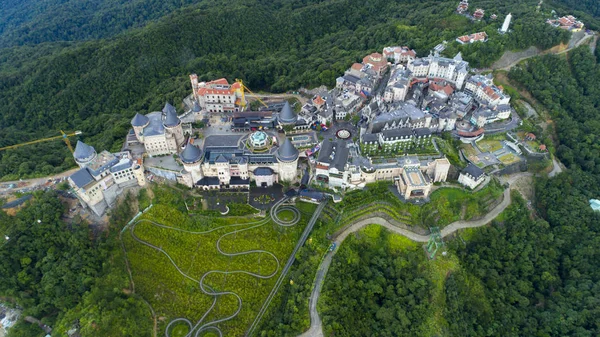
[162,102,176,115]
[192,101,201,112]
[279,101,297,124]
[180,142,203,164]
[163,103,181,128]
[73,140,96,163]
[277,138,299,162]
[131,113,149,127]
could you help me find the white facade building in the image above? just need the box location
[407,52,469,89]
[68,141,146,216]
[458,163,486,189]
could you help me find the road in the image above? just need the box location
[299,174,528,337]
[548,157,564,178]
[0,167,78,196]
[476,31,596,74]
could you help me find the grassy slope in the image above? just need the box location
[123,201,315,335]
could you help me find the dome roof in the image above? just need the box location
[163,103,181,128]
[73,140,96,163]
[131,113,149,127]
[180,142,203,164]
[192,101,201,112]
[276,138,299,162]
[279,101,297,124]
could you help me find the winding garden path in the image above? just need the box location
[128,218,280,337]
[299,174,527,337]
[122,198,324,337]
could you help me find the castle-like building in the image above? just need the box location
[176,133,300,190]
[68,141,146,216]
[131,102,185,156]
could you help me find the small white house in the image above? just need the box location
[458,163,485,189]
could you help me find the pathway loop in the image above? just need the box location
[125,213,299,337]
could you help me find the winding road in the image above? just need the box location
[300,174,526,337]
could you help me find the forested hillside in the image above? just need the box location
[509,47,600,174]
[0,0,205,47]
[0,192,150,337]
[0,0,567,180]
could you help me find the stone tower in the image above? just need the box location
[131,113,150,142]
[276,138,299,182]
[162,102,185,150]
[73,140,97,168]
[179,141,204,188]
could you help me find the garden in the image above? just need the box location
[477,139,503,153]
[124,188,318,336]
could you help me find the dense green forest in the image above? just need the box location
[0,0,206,47]
[319,229,434,336]
[317,186,600,336]
[0,192,150,336]
[0,0,572,180]
[509,47,600,174]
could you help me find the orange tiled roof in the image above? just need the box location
[313,95,325,106]
[207,78,229,86]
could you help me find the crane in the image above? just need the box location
[0,130,82,153]
[235,79,269,110]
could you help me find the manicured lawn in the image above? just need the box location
[123,199,314,336]
[477,139,503,152]
[277,209,295,221]
[498,153,520,164]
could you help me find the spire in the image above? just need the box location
[131,113,149,127]
[162,102,176,115]
[277,138,299,162]
[279,101,297,124]
[163,103,180,127]
[192,101,201,112]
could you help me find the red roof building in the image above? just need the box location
[473,8,485,20]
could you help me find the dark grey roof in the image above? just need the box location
[414,128,432,137]
[131,113,150,127]
[215,154,228,163]
[299,189,325,201]
[162,102,176,115]
[164,105,180,127]
[197,177,220,186]
[317,139,349,171]
[254,167,275,176]
[362,133,379,143]
[497,104,511,112]
[230,177,250,185]
[279,101,297,124]
[192,101,201,112]
[143,111,165,137]
[180,143,203,164]
[343,75,361,84]
[70,168,95,188]
[73,141,96,163]
[110,159,133,172]
[462,163,485,180]
[203,135,241,148]
[276,138,299,162]
[382,128,413,139]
